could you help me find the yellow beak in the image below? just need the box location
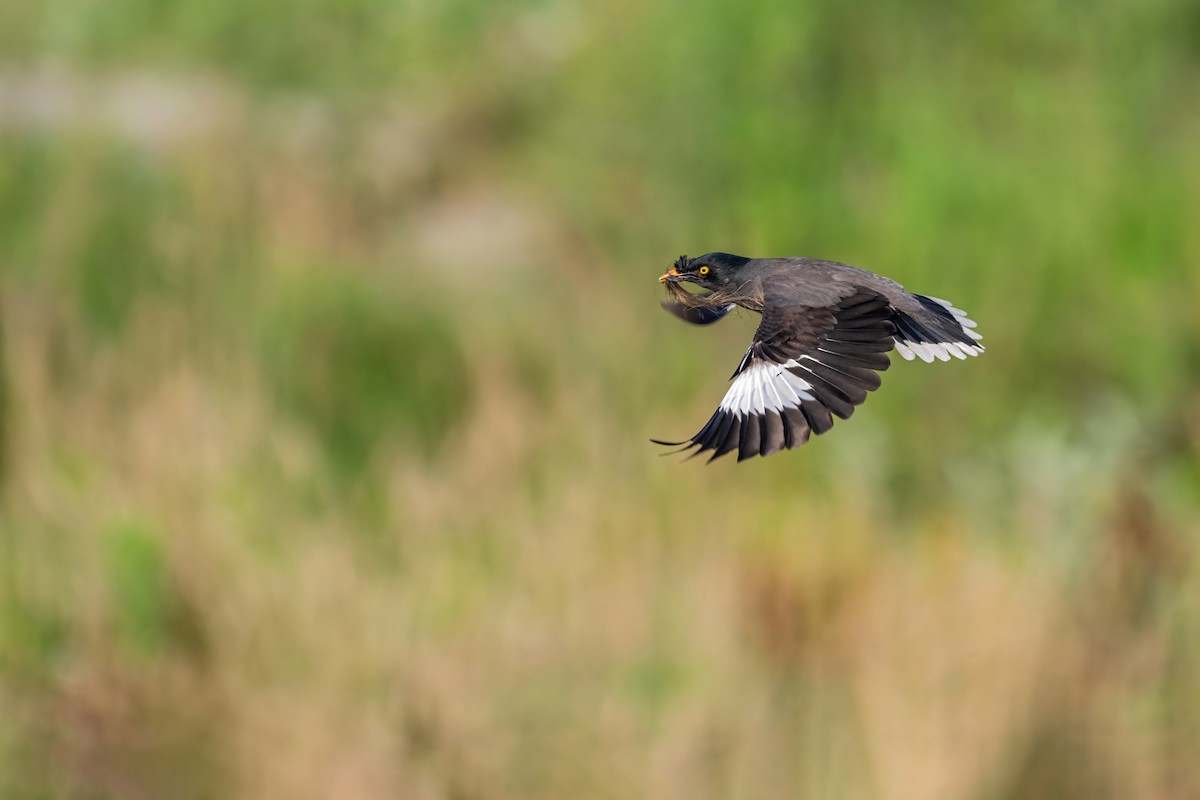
[659,267,680,284]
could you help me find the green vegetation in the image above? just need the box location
[1,1,1198,797]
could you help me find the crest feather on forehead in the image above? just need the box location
[673,254,690,271]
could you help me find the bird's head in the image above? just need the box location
[659,252,750,290]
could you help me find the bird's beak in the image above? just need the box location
[659,267,682,284]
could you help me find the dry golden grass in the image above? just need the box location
[3,246,1198,798]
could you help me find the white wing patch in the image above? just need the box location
[894,296,985,363]
[718,358,815,417]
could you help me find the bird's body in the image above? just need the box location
[657,253,984,462]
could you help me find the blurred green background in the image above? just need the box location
[2,1,1199,798]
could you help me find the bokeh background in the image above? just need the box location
[2,1,1199,798]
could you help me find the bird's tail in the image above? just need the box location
[892,294,985,362]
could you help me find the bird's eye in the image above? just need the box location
[698,265,710,276]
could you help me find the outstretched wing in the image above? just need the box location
[656,285,895,462]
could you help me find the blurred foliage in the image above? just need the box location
[0,0,1199,798]
[260,273,472,470]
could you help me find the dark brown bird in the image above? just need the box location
[655,252,984,462]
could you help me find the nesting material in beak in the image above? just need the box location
[659,268,681,284]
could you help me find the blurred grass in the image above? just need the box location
[1,0,1199,798]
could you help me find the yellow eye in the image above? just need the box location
[698,265,710,276]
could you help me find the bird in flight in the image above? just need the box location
[655,252,983,462]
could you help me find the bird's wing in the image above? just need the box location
[656,281,896,462]
[660,298,737,325]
